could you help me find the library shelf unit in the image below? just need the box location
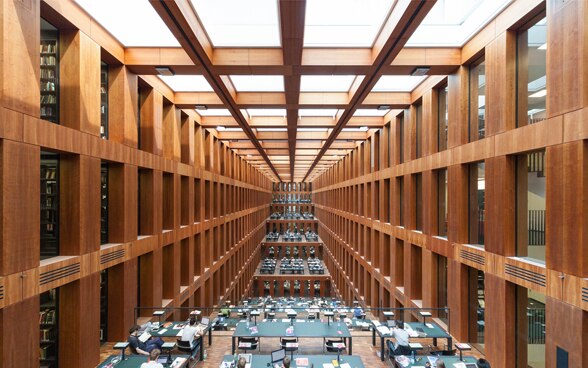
[40,155,59,260]
[40,23,59,124]
[39,289,58,368]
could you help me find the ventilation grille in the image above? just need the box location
[101,249,125,265]
[40,263,80,286]
[582,287,588,303]
[460,249,485,266]
[0,284,4,301]
[505,264,546,287]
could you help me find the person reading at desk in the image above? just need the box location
[282,356,291,368]
[140,349,164,368]
[180,317,205,349]
[236,357,247,368]
[389,321,411,356]
[128,325,164,356]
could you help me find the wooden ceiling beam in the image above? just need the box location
[149,0,281,180]
[303,0,437,181]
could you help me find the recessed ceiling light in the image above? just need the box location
[411,67,430,76]
[377,105,391,110]
[195,105,208,110]
[155,67,174,76]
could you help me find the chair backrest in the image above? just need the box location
[240,336,258,343]
[281,337,297,344]
[176,338,194,351]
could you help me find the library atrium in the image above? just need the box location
[0,0,585,367]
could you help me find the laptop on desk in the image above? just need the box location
[199,317,210,329]
[271,348,286,365]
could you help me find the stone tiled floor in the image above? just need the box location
[100,330,485,367]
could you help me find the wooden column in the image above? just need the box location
[447,259,469,341]
[0,296,39,367]
[547,0,588,117]
[447,164,469,244]
[485,31,516,136]
[447,66,469,149]
[107,259,138,341]
[0,141,39,274]
[546,142,588,277]
[163,103,180,162]
[485,156,516,256]
[59,30,101,135]
[421,89,438,157]
[139,87,163,155]
[59,274,100,367]
[108,164,138,243]
[484,273,516,368]
[60,155,101,255]
[0,0,40,116]
[139,250,163,316]
[109,65,138,148]
[545,297,588,367]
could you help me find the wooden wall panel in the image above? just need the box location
[107,258,137,341]
[484,273,516,368]
[485,156,515,256]
[485,31,516,136]
[139,87,163,155]
[0,141,40,274]
[108,164,138,243]
[108,65,138,148]
[60,30,101,136]
[0,0,40,116]
[447,66,468,148]
[545,297,588,368]
[0,296,39,367]
[547,0,588,117]
[59,274,100,368]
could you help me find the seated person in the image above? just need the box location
[436,360,446,368]
[180,317,205,349]
[128,325,164,355]
[237,357,247,368]
[477,358,491,368]
[389,321,411,356]
[140,349,164,368]
[282,356,291,368]
[220,304,231,318]
[353,306,364,319]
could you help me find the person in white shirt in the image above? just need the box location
[140,349,164,368]
[180,317,204,349]
[390,321,411,355]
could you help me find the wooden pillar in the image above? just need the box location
[139,87,163,155]
[59,274,100,367]
[545,297,588,367]
[447,164,469,244]
[107,259,137,341]
[546,142,588,277]
[447,66,469,149]
[181,113,194,165]
[447,259,469,341]
[108,164,138,243]
[0,0,40,116]
[139,250,163,316]
[485,156,516,256]
[60,155,101,255]
[163,103,180,162]
[485,31,516,136]
[547,0,588,117]
[59,30,100,135]
[484,273,516,368]
[0,296,39,367]
[0,141,39,274]
[108,65,138,148]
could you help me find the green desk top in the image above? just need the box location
[149,321,210,338]
[374,321,450,339]
[393,355,477,367]
[233,320,351,338]
[97,354,189,368]
[222,354,365,368]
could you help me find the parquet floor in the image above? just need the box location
[99,330,485,367]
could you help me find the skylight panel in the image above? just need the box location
[304,0,395,47]
[195,108,232,116]
[75,0,180,47]
[300,76,357,92]
[406,0,512,46]
[247,109,287,117]
[191,0,280,47]
[353,109,389,117]
[158,75,213,92]
[372,76,426,92]
[299,109,339,117]
[229,76,284,92]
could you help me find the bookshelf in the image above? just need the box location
[100,164,108,244]
[100,270,108,343]
[40,26,59,124]
[40,289,58,368]
[100,62,108,139]
[41,155,59,259]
